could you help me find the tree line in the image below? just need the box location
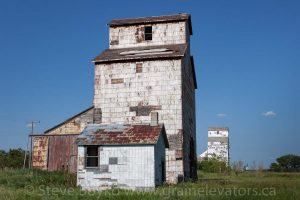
[269,154,300,172]
[198,154,300,173]
[0,148,29,169]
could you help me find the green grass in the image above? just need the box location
[0,169,299,200]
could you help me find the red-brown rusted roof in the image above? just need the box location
[76,123,169,147]
[108,13,192,35]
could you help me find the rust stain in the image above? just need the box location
[47,135,78,173]
[32,136,48,169]
[135,27,144,43]
[110,40,119,45]
[111,78,124,84]
[175,150,183,159]
[136,63,143,73]
[77,124,168,147]
[135,63,143,73]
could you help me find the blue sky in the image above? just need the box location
[0,0,299,167]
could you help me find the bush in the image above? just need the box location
[198,157,229,173]
[0,148,28,169]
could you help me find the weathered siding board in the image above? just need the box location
[32,107,95,172]
[93,60,182,132]
[93,59,184,183]
[109,22,187,49]
[47,135,78,173]
[45,108,94,135]
[77,145,155,191]
[32,136,48,169]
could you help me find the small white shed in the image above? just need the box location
[76,123,169,191]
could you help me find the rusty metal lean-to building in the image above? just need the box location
[31,106,96,173]
[32,13,198,185]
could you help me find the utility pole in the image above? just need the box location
[23,121,40,169]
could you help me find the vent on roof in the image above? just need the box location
[120,48,173,56]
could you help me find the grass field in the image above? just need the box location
[0,169,299,200]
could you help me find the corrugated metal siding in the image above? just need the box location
[47,135,78,173]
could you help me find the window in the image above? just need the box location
[144,26,152,41]
[86,146,99,167]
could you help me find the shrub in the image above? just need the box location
[198,157,229,173]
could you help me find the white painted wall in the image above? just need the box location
[77,145,156,190]
[207,130,229,164]
[109,22,187,49]
[93,60,184,183]
[93,60,183,135]
[208,130,228,137]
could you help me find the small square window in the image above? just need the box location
[144,26,152,41]
[86,146,99,167]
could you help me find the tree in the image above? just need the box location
[270,162,280,172]
[0,150,7,169]
[270,154,300,172]
[6,148,26,168]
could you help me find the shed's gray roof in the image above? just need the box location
[76,123,169,147]
[208,127,229,131]
[108,13,192,35]
[92,44,187,63]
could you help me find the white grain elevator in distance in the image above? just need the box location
[199,128,229,165]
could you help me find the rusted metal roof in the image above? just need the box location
[208,127,229,131]
[93,44,187,64]
[108,13,193,35]
[76,123,169,147]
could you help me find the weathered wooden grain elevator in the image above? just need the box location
[32,13,197,187]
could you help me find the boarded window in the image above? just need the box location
[109,157,118,165]
[86,146,98,167]
[136,63,143,73]
[111,78,124,84]
[144,26,152,41]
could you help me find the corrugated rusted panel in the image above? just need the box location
[47,135,78,173]
[32,136,48,169]
[77,124,168,147]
